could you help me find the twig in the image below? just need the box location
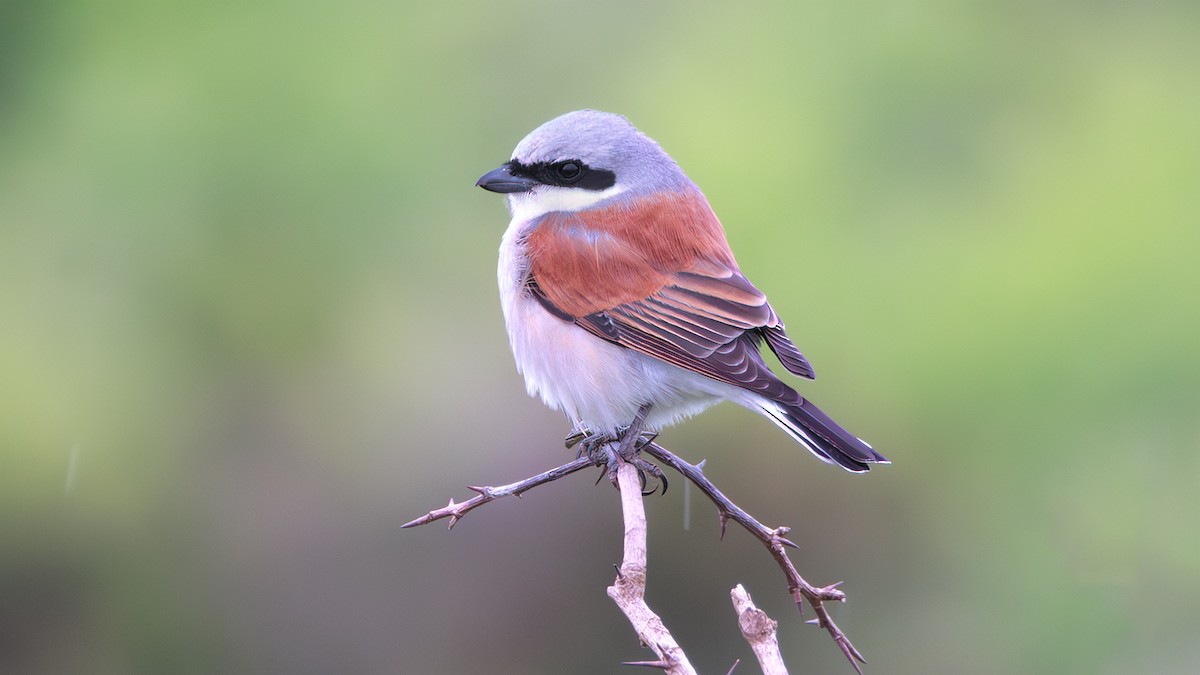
[400,456,593,530]
[641,442,867,674]
[731,584,787,675]
[608,458,697,675]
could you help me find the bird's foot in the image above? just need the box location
[571,428,658,457]
[571,407,666,495]
[563,423,590,450]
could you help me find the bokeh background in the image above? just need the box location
[2,1,1198,673]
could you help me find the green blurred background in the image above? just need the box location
[2,1,1197,673]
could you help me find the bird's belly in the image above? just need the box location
[504,292,724,431]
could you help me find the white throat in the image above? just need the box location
[506,184,627,223]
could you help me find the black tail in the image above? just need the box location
[760,398,888,473]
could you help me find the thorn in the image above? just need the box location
[613,563,624,581]
[725,658,741,675]
[622,660,670,669]
[821,580,847,599]
[466,485,486,495]
[718,511,729,541]
[696,458,707,472]
[805,618,821,625]
[841,642,866,675]
[843,639,867,663]
[779,537,800,549]
[447,515,460,531]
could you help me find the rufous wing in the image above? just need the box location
[524,190,814,403]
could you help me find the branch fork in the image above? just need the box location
[404,435,868,673]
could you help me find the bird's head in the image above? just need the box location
[476,110,693,221]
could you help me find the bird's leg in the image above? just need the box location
[569,426,658,456]
[619,405,668,494]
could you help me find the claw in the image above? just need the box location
[564,425,588,449]
[633,430,659,450]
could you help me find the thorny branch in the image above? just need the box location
[403,437,868,673]
[400,456,593,530]
[642,441,867,674]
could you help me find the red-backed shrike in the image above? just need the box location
[477,110,887,472]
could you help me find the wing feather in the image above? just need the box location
[524,189,815,403]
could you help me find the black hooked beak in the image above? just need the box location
[476,163,537,194]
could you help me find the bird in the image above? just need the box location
[476,110,887,473]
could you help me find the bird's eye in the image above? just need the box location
[556,162,581,181]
